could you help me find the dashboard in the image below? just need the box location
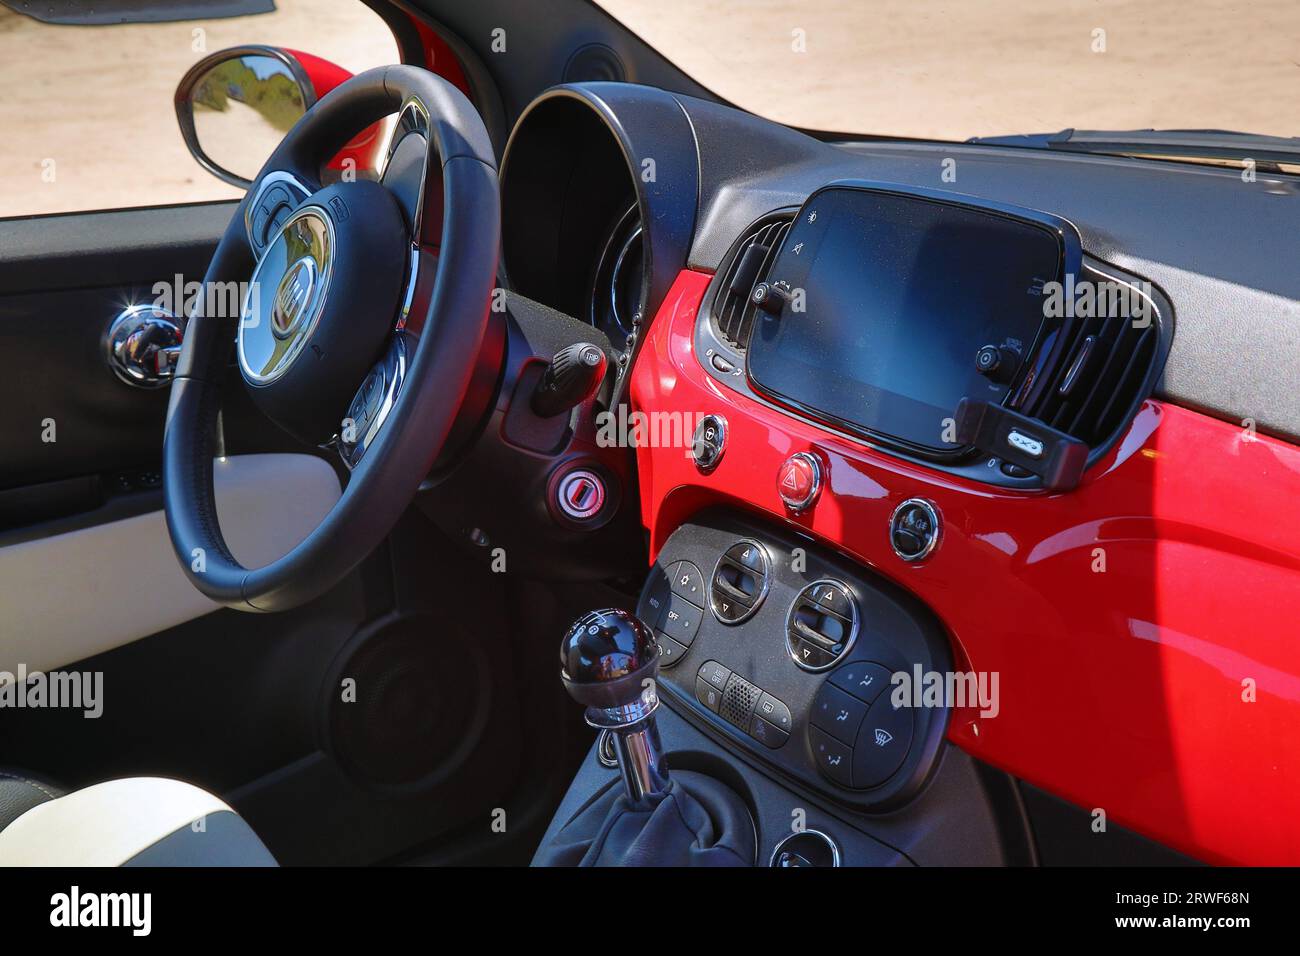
[488,82,1300,865]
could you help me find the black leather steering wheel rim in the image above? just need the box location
[163,65,499,612]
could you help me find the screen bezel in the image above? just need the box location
[743,181,1085,462]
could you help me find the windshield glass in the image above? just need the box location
[597,0,1295,142]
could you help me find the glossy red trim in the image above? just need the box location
[630,269,1300,865]
[283,49,385,173]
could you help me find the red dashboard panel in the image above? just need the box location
[629,269,1300,865]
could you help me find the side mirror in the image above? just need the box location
[174,45,317,188]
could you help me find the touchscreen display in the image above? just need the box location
[745,188,1063,453]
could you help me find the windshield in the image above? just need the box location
[597,0,1296,142]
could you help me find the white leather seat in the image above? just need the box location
[0,776,276,867]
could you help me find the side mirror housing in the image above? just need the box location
[174,45,317,188]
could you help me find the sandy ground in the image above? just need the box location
[600,0,1299,140]
[1,0,1296,218]
[0,0,397,218]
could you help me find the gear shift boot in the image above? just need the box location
[535,608,756,866]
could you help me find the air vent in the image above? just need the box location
[1022,280,1160,448]
[710,212,795,350]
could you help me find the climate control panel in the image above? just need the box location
[637,512,952,810]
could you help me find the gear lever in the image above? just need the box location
[560,608,669,806]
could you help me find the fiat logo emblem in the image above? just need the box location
[271,256,316,338]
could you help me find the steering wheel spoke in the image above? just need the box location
[336,333,410,469]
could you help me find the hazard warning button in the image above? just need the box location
[777,452,823,512]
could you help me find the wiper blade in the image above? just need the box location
[968,128,1300,169]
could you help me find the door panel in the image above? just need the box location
[0,453,340,673]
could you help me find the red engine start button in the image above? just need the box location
[778,452,823,512]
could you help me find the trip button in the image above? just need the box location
[811,683,868,745]
[829,661,892,705]
[852,695,915,788]
[668,561,706,604]
[808,727,853,787]
[659,592,703,647]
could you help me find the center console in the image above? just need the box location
[637,512,952,811]
[535,512,1018,867]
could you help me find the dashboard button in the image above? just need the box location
[755,692,792,732]
[829,661,892,705]
[809,727,853,787]
[811,683,868,745]
[789,636,833,670]
[695,677,723,714]
[889,498,941,562]
[748,713,790,749]
[810,581,854,618]
[668,560,706,603]
[692,414,727,471]
[786,579,859,671]
[777,452,822,512]
[655,631,689,668]
[710,539,770,625]
[724,541,768,574]
[659,592,703,647]
[698,660,732,692]
[851,695,915,788]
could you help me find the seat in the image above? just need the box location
[0,774,276,866]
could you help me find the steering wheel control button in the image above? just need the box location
[710,540,770,624]
[786,579,859,672]
[557,469,606,521]
[668,561,706,604]
[809,727,854,788]
[659,593,703,647]
[772,830,841,868]
[889,498,941,563]
[828,661,892,706]
[852,696,915,789]
[778,452,823,512]
[692,414,727,471]
[811,683,868,745]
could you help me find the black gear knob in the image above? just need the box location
[561,608,669,804]
[560,608,659,712]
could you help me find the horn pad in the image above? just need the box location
[238,180,409,444]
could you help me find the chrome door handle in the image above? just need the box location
[107,304,183,388]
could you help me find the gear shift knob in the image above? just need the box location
[561,609,669,804]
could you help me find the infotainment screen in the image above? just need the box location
[745,186,1064,454]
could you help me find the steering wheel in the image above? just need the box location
[163,66,499,612]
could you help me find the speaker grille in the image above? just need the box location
[721,674,761,729]
[326,617,474,788]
